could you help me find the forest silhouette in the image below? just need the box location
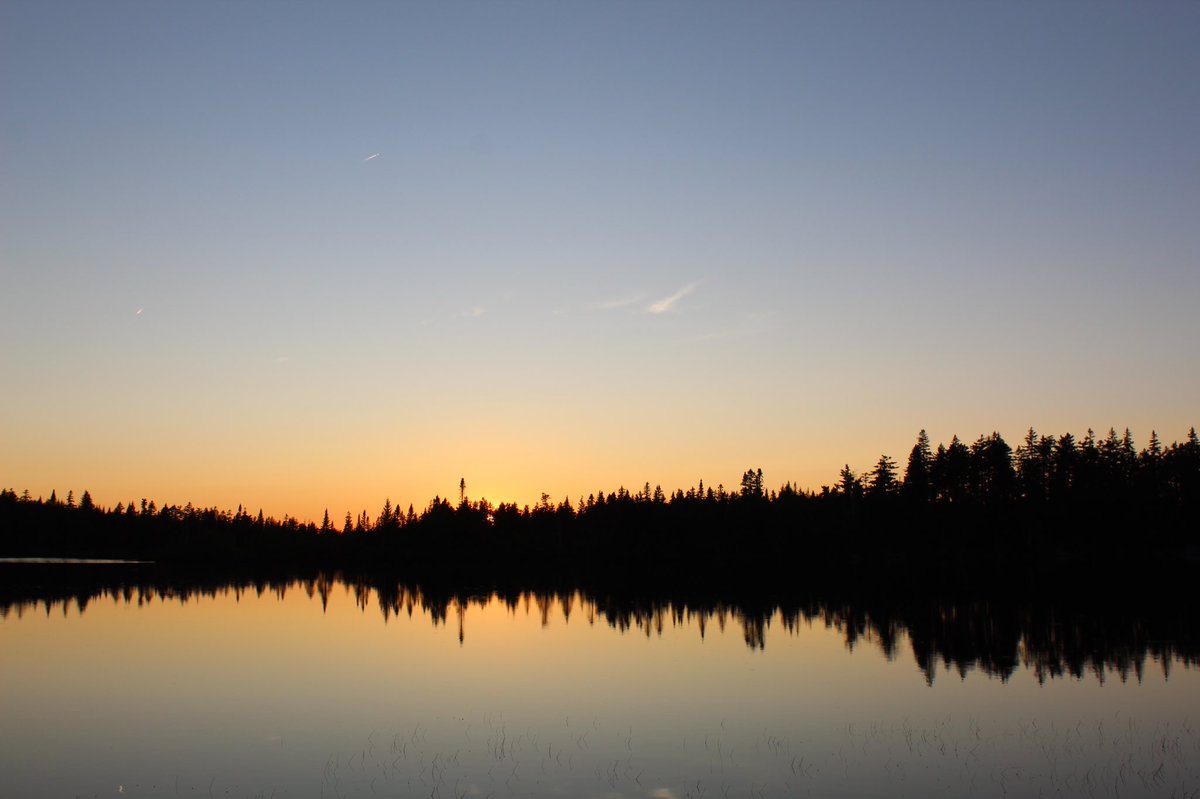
[2,427,1197,590]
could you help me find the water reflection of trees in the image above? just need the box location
[2,569,1195,685]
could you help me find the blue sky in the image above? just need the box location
[3,1,1197,519]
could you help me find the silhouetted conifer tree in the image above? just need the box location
[902,430,932,502]
[837,465,861,499]
[970,432,1014,504]
[867,455,898,497]
[933,436,970,503]
[740,468,765,498]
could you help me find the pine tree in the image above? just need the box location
[867,455,898,497]
[739,468,765,499]
[837,465,861,499]
[902,429,932,502]
[1051,433,1077,500]
[1143,430,1163,461]
[934,436,971,503]
[1016,427,1047,503]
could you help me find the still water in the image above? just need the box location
[2,573,1198,799]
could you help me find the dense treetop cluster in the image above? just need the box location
[2,427,1196,577]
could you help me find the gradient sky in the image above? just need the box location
[2,1,1197,522]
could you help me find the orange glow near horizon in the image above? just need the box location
[7,420,1198,524]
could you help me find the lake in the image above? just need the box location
[2,568,1198,798]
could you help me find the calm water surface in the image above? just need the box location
[2,575,1198,799]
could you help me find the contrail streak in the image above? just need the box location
[649,282,700,314]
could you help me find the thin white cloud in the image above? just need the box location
[135,308,143,315]
[648,281,700,314]
[460,306,485,318]
[595,293,646,311]
[363,153,380,162]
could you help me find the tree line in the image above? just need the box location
[848,426,1199,507]
[1,426,1196,585]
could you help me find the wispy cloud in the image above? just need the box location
[595,293,646,311]
[363,153,380,162]
[648,281,700,314]
[459,306,485,318]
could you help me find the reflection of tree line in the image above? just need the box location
[0,428,1196,581]
[1,568,1195,685]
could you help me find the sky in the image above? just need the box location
[2,1,1197,522]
